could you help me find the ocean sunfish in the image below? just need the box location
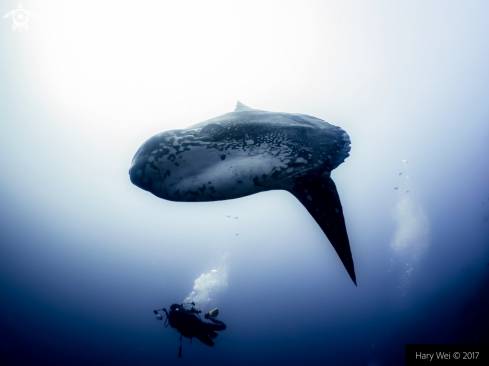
[129,102,356,285]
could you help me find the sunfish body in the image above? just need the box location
[130,102,356,285]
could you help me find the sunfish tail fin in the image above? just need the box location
[289,174,356,285]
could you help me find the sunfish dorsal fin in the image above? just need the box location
[289,175,357,286]
[234,101,254,112]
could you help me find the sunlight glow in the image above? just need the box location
[29,0,341,139]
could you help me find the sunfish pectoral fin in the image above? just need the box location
[234,101,255,111]
[289,174,357,286]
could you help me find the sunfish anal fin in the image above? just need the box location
[289,175,357,286]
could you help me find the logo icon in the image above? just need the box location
[3,3,36,31]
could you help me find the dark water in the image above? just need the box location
[1,2,489,365]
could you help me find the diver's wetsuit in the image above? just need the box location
[168,304,226,347]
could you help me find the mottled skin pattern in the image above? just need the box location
[130,102,357,285]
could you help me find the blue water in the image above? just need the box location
[1,2,489,365]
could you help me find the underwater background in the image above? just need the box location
[1,1,488,365]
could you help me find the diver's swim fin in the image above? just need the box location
[289,174,356,285]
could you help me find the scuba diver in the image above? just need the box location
[154,302,226,357]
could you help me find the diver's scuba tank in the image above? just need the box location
[206,308,219,318]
